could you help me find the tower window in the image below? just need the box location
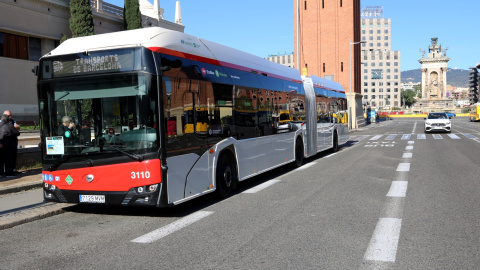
[323,63,325,73]
[305,1,307,10]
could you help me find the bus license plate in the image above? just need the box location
[79,195,105,203]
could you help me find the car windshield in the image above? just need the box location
[428,113,447,119]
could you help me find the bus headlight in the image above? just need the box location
[149,184,158,192]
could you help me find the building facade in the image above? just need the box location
[360,8,401,109]
[0,0,183,121]
[265,53,295,69]
[294,0,362,129]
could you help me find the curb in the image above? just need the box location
[0,203,76,230]
[0,182,43,196]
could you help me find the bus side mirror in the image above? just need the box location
[32,65,39,76]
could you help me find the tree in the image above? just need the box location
[124,0,142,30]
[401,89,417,108]
[69,0,94,37]
[60,34,68,44]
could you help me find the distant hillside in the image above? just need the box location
[401,68,469,88]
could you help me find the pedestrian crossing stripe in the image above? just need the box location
[447,134,460,139]
[369,135,383,140]
[464,134,478,139]
[356,133,478,145]
[385,135,397,140]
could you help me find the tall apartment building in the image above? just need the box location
[265,53,295,69]
[294,0,362,129]
[360,7,401,109]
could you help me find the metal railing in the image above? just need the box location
[91,0,123,19]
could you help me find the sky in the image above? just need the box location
[105,0,480,71]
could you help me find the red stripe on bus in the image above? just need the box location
[148,46,302,84]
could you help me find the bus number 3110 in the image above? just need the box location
[131,171,151,179]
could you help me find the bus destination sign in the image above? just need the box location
[52,49,135,77]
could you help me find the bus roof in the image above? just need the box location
[47,27,301,83]
[309,74,345,93]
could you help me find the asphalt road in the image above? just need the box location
[1,118,479,269]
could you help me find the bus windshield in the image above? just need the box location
[38,73,159,165]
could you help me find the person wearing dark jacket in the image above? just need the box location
[0,114,20,177]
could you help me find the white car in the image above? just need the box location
[424,112,451,133]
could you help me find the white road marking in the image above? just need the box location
[401,134,411,140]
[417,134,426,139]
[402,153,412,158]
[408,141,415,144]
[447,134,460,139]
[396,163,410,172]
[405,146,413,150]
[463,133,478,139]
[433,134,443,139]
[324,153,337,158]
[242,180,281,194]
[385,135,397,140]
[295,162,317,171]
[131,211,214,244]
[364,218,402,262]
[386,181,408,198]
[370,135,382,140]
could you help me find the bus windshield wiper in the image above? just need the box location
[49,155,71,172]
[103,146,144,162]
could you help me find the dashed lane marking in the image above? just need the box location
[294,162,317,171]
[402,153,412,158]
[364,218,402,262]
[386,181,408,198]
[396,163,410,172]
[131,211,214,244]
[370,135,383,141]
[242,180,281,194]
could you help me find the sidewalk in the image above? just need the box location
[0,169,43,195]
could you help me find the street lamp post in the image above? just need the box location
[349,39,366,130]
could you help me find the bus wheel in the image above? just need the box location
[216,154,236,198]
[332,132,338,153]
[293,138,304,168]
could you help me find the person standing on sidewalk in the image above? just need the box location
[2,110,20,172]
[0,113,20,177]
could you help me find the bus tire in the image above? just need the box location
[332,132,338,153]
[293,137,304,168]
[216,153,237,198]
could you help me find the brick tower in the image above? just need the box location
[294,0,362,128]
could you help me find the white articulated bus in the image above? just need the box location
[36,27,348,207]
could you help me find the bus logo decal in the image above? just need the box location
[65,175,74,185]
